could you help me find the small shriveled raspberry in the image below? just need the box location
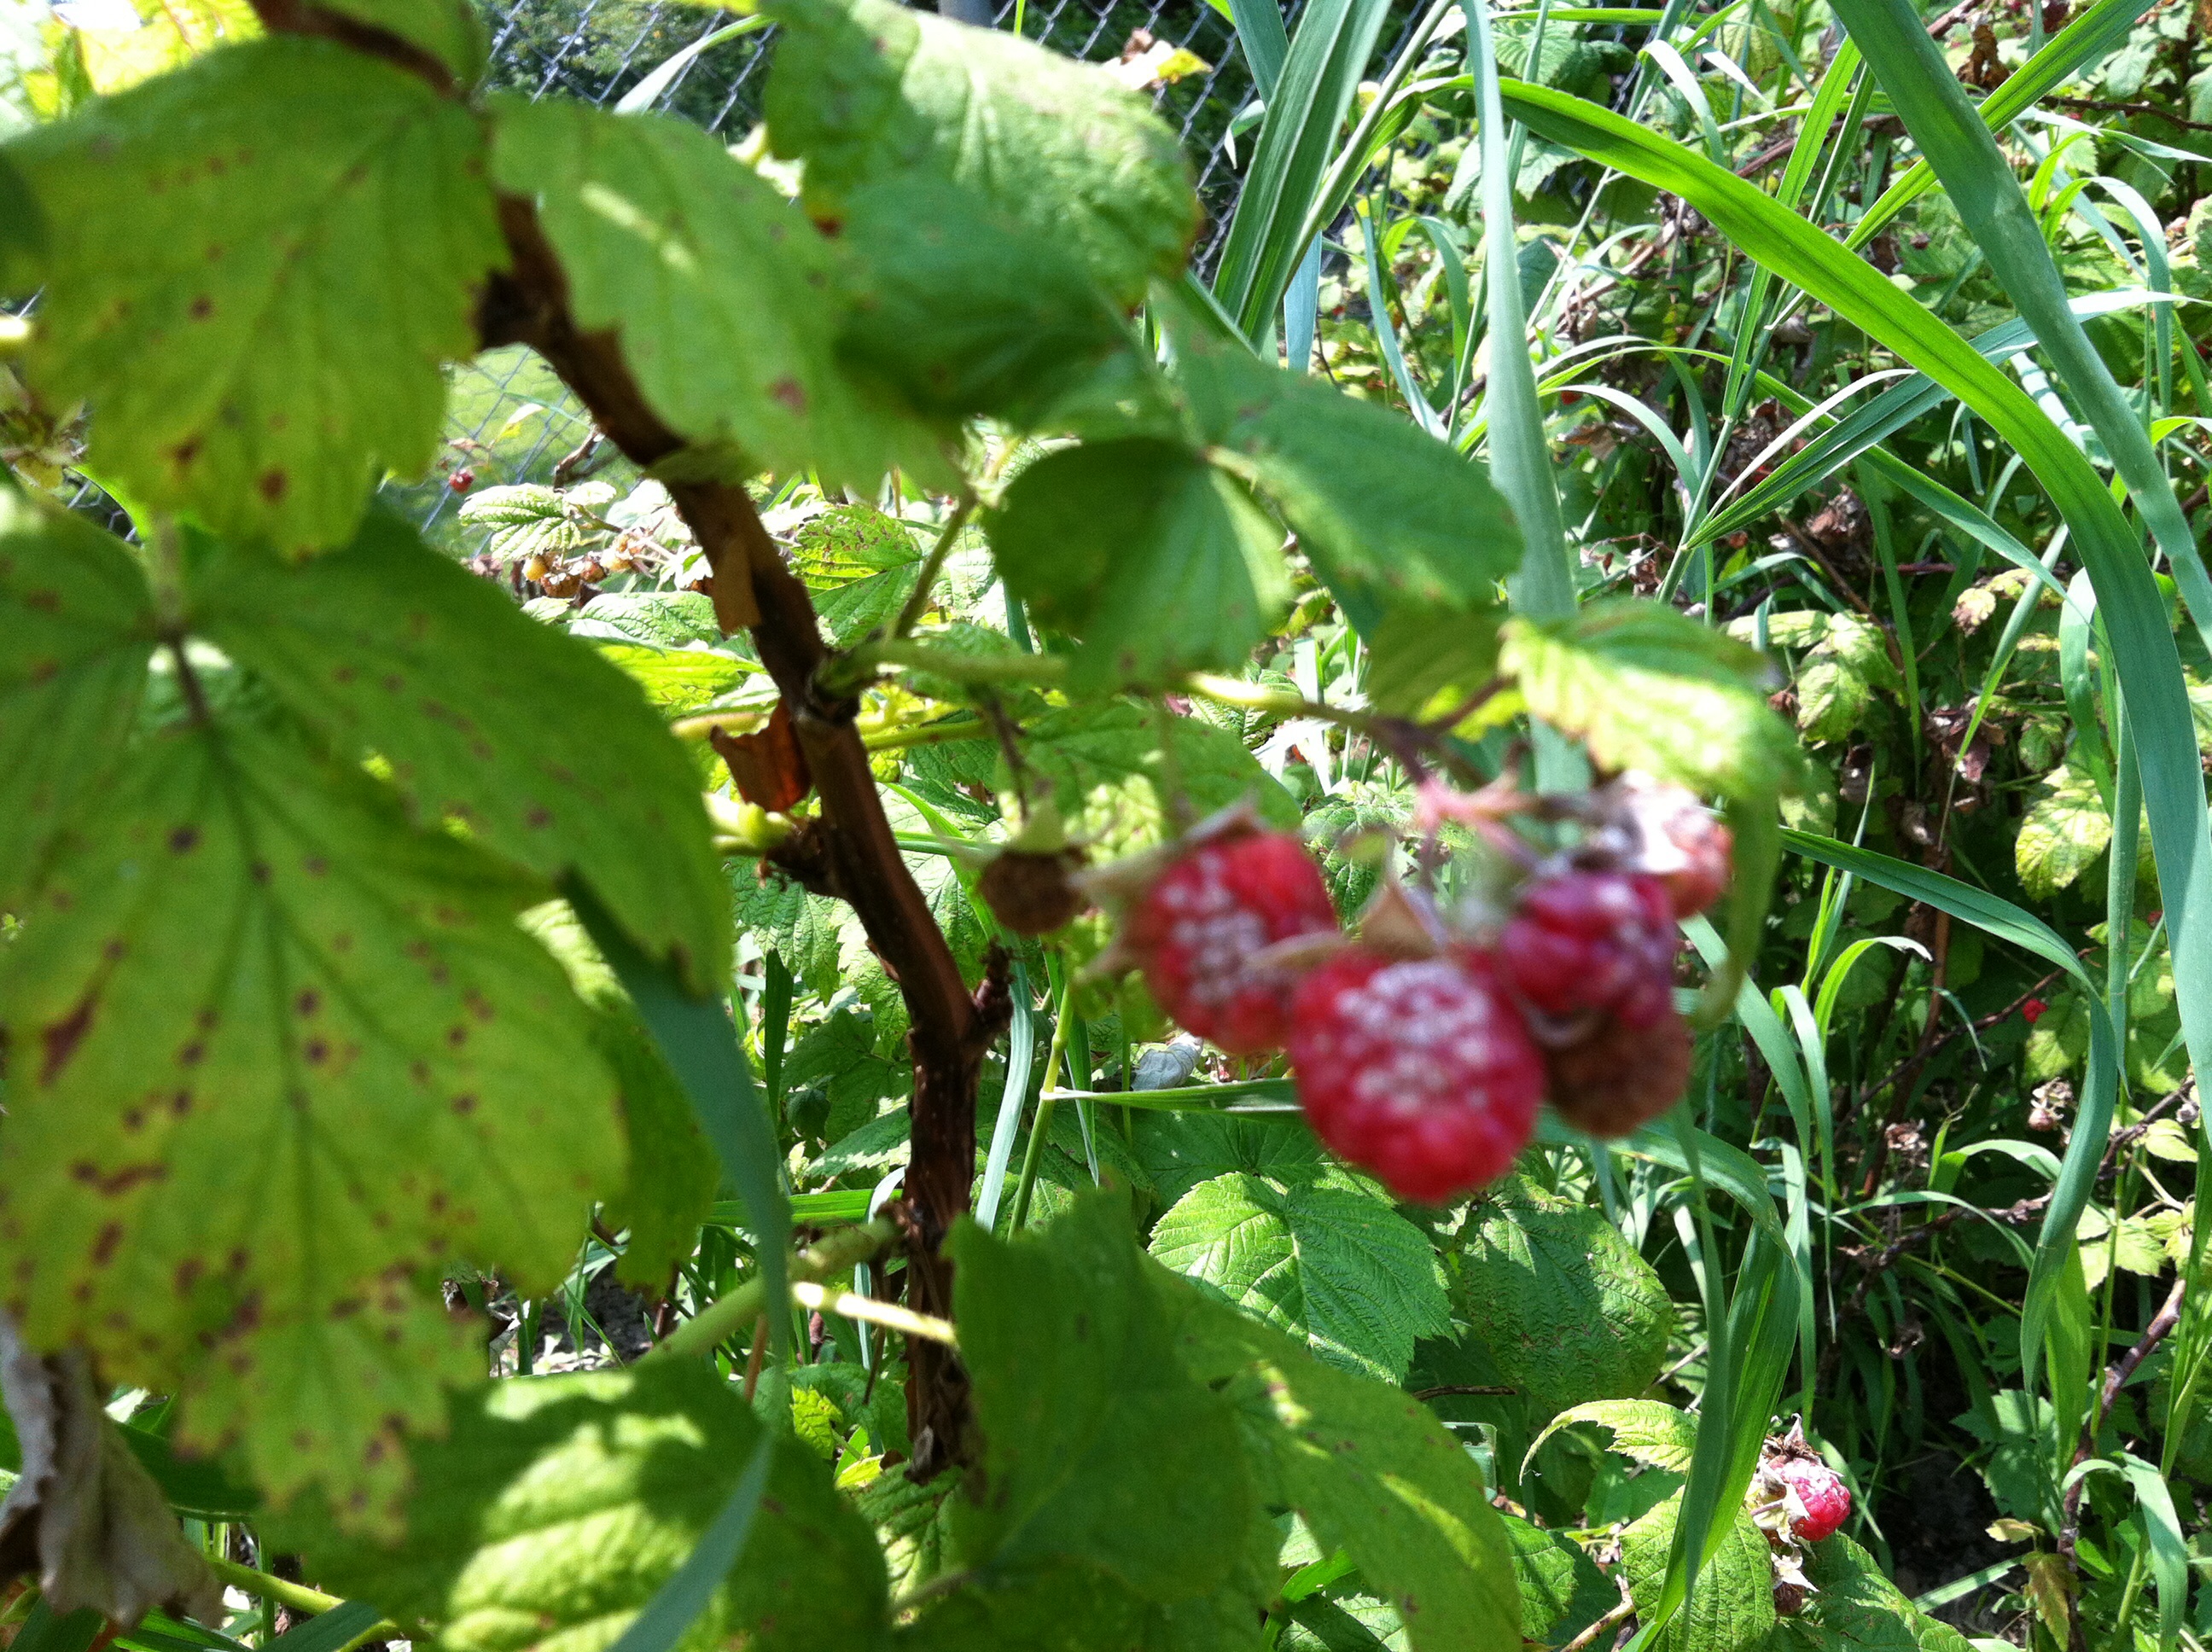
[1288,948,1544,1202]
[1776,1457,1852,1543]
[979,848,1087,936]
[1126,832,1339,1054]
[1544,1007,1691,1138]
[1500,870,1679,1031]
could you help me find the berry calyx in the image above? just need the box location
[1124,830,1339,1055]
[1543,1006,1691,1138]
[1774,1457,1852,1544]
[1499,870,1679,1032]
[1287,947,1544,1202]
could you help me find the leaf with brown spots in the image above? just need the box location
[489,97,932,491]
[0,492,157,910]
[0,715,621,1528]
[266,1360,888,1652]
[189,509,730,993]
[2,37,502,551]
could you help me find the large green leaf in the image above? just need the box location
[0,718,620,1523]
[1617,1493,1775,1652]
[835,179,1138,430]
[1175,325,1520,618]
[762,0,1198,307]
[947,1194,1258,1605]
[274,1360,888,1652]
[189,510,729,992]
[1132,1110,1327,1211]
[1767,1533,1928,1652]
[987,439,1289,691]
[490,97,907,490]
[1167,1265,1522,1652]
[2015,760,2113,899]
[0,492,155,909]
[1454,1177,1674,1424]
[1498,1511,1615,1649]
[1149,1170,1452,1382]
[1,38,502,550]
[1501,600,1801,800]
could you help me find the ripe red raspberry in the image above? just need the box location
[1287,947,1544,1201]
[1775,1457,1851,1543]
[1125,832,1338,1055]
[1642,792,1732,918]
[1500,870,1679,1031]
[449,467,475,492]
[1544,1006,1691,1138]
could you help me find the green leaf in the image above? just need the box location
[311,0,487,82]
[1782,1533,1927,1652]
[1498,1511,1615,1648]
[1501,600,1802,800]
[189,509,729,992]
[0,492,156,909]
[0,718,620,1524]
[1149,1171,1452,1382]
[2015,760,2112,899]
[490,97,909,491]
[457,483,608,567]
[1618,1492,1776,1652]
[592,1007,716,1291]
[3,38,502,550]
[1174,326,1520,616]
[1527,1399,1700,1475]
[1362,603,1503,719]
[1132,1111,1326,1211]
[1168,1269,1522,1652]
[274,1360,888,1652]
[789,503,926,647]
[836,178,1138,428]
[762,0,1199,307]
[1454,1177,1674,1423]
[947,1193,1259,1604]
[987,439,1290,692]
[1788,614,1899,744]
[1016,698,1301,859]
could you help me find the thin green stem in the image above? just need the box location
[888,491,977,642]
[654,1221,897,1364]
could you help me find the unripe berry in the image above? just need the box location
[1125,831,1339,1055]
[1775,1457,1851,1543]
[980,848,1086,937]
[1543,1006,1691,1138]
[1499,870,1679,1031]
[1288,948,1544,1202]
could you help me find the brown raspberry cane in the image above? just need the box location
[1288,947,1545,1201]
[1121,829,1340,1055]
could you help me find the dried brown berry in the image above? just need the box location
[1542,1008,1691,1138]
[980,848,1088,936]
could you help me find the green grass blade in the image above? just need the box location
[1466,2,1574,620]
[1213,0,1392,339]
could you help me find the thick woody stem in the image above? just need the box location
[483,200,987,1474]
[245,0,989,1471]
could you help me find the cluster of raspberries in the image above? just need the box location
[1108,778,1732,1203]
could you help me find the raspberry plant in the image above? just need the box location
[3,0,2206,1648]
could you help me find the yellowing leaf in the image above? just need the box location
[2016,761,2110,899]
[4,38,502,550]
[0,716,620,1525]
